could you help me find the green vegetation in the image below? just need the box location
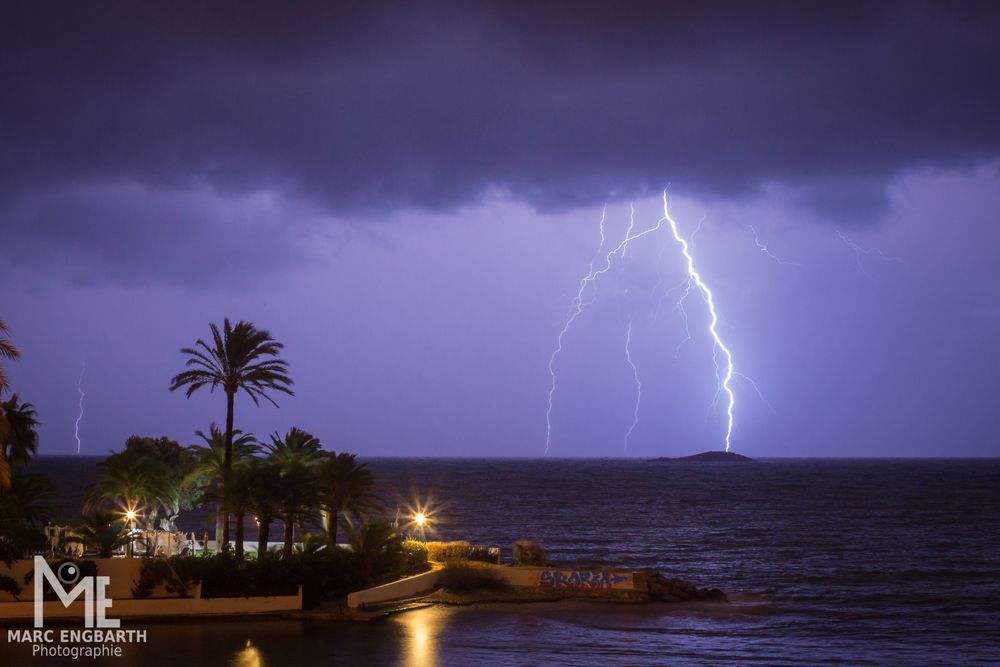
[0,315,425,609]
[0,319,24,489]
[426,540,498,564]
[132,540,430,608]
[65,512,139,559]
[169,318,294,548]
[0,471,53,564]
[513,540,548,566]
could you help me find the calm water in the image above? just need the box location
[3,457,999,665]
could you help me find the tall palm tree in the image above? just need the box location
[267,428,323,556]
[184,424,259,549]
[169,319,293,548]
[1,395,39,474]
[318,452,383,546]
[0,318,19,397]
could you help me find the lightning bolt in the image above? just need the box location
[836,229,902,275]
[747,224,800,266]
[623,318,641,452]
[663,192,737,452]
[74,359,85,454]
[545,206,665,454]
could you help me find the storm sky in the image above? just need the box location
[2,1,999,457]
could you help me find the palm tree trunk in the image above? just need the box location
[324,507,340,546]
[234,512,244,558]
[221,390,235,550]
[257,518,270,557]
[215,503,225,551]
[282,514,294,556]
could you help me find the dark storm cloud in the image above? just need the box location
[1,183,308,287]
[1,1,999,280]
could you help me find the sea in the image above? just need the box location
[3,456,999,666]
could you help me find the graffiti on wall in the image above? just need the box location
[537,569,631,590]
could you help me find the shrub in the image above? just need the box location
[132,558,192,598]
[132,550,366,608]
[512,540,547,566]
[401,539,429,574]
[426,541,498,564]
[438,563,509,593]
[0,573,22,598]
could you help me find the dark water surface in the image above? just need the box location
[4,457,999,665]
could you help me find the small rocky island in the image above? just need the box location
[648,450,755,462]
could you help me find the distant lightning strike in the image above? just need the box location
[747,224,800,266]
[663,192,737,452]
[74,359,85,454]
[622,318,641,452]
[545,206,665,454]
[619,203,642,452]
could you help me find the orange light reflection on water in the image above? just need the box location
[231,638,264,667]
[395,607,447,667]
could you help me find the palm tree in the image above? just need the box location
[246,459,283,557]
[318,452,383,546]
[267,428,323,556]
[0,472,54,563]
[184,424,259,550]
[345,519,402,584]
[0,318,19,397]
[169,319,293,547]
[84,436,189,529]
[1,395,39,474]
[200,465,256,558]
[65,512,138,558]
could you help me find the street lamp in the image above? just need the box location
[122,504,140,558]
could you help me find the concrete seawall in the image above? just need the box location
[347,563,649,609]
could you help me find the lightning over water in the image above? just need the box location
[74,359,85,454]
[622,318,641,452]
[545,206,665,454]
[546,196,742,454]
[663,193,737,452]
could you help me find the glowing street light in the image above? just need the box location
[121,503,141,558]
[413,513,427,528]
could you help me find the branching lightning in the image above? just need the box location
[747,224,800,266]
[545,206,665,454]
[74,359,85,454]
[622,318,641,452]
[662,192,737,452]
[836,229,902,275]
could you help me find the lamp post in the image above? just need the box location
[124,506,139,558]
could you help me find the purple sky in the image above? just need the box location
[1,2,998,457]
